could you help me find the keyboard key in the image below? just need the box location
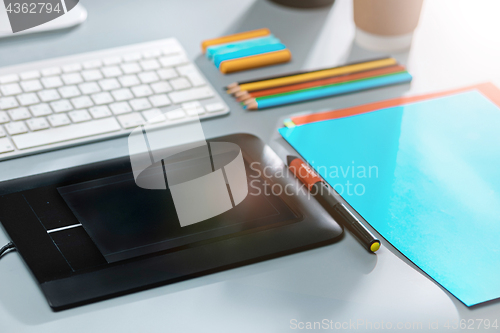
[69,110,92,123]
[41,76,63,89]
[131,85,153,98]
[20,79,43,92]
[129,98,151,111]
[168,87,214,104]
[62,63,82,73]
[99,78,121,91]
[176,64,206,86]
[8,107,31,120]
[159,55,188,67]
[71,96,94,109]
[5,121,28,135]
[30,103,52,117]
[182,101,202,109]
[91,92,113,105]
[142,108,166,123]
[123,53,141,62]
[41,67,61,76]
[109,102,132,115]
[117,113,145,129]
[142,49,161,59]
[0,111,9,123]
[13,118,121,150]
[17,93,40,106]
[103,57,122,66]
[81,69,103,82]
[170,78,191,90]
[140,59,160,71]
[165,108,185,120]
[20,71,40,80]
[79,82,101,95]
[185,106,205,116]
[175,64,195,76]
[61,73,83,85]
[51,99,73,113]
[0,138,15,153]
[162,45,182,55]
[157,68,178,80]
[111,88,133,101]
[138,71,159,84]
[205,102,225,113]
[48,114,71,127]
[101,66,122,78]
[186,73,205,87]
[151,81,172,94]
[26,117,50,131]
[118,75,140,87]
[0,96,19,110]
[121,63,142,74]
[0,126,5,137]
[1,83,22,96]
[149,94,171,107]
[59,85,81,98]
[38,89,61,102]
[83,60,102,69]
[89,106,112,119]
[0,74,19,84]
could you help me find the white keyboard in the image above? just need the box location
[0,38,229,161]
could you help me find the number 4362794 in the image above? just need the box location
[6,2,62,14]
[444,319,499,330]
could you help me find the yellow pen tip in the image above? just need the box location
[370,242,381,252]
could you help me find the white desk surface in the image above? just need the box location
[1,0,500,331]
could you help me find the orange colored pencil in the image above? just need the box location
[245,65,405,99]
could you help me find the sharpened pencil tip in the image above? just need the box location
[243,98,255,106]
[226,86,241,94]
[246,101,258,110]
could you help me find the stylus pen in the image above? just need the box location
[287,156,381,253]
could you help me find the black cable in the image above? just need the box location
[0,242,15,258]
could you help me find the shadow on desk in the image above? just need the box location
[0,241,377,325]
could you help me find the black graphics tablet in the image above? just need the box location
[0,134,343,311]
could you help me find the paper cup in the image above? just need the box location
[353,0,424,52]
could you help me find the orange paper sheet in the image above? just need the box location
[290,83,500,126]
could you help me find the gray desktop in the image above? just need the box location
[0,0,499,331]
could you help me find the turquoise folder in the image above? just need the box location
[279,90,500,306]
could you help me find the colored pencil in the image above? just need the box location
[224,56,392,88]
[238,64,405,101]
[252,71,405,102]
[227,57,398,93]
[245,72,412,110]
[201,28,270,53]
[241,71,406,104]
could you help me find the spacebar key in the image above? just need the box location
[13,118,122,150]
